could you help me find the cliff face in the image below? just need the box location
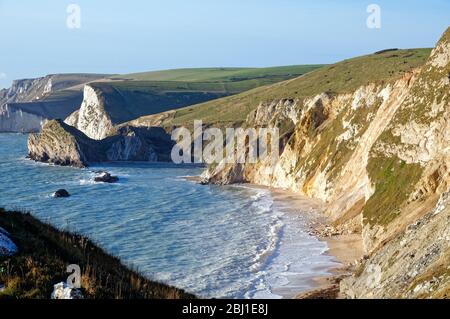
[0,104,47,132]
[339,27,450,299]
[64,85,115,140]
[204,72,418,220]
[0,74,106,133]
[204,27,450,298]
[0,77,53,106]
[28,120,174,167]
[0,76,53,132]
[341,190,450,298]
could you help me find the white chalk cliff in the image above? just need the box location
[0,76,53,132]
[65,85,115,140]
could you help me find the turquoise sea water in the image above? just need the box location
[0,133,338,298]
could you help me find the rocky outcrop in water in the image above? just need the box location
[53,189,71,198]
[94,172,119,183]
[28,119,174,167]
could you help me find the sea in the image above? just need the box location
[0,133,339,298]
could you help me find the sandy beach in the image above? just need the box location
[184,176,364,298]
[265,186,364,298]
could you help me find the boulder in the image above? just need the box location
[53,189,70,198]
[0,227,18,257]
[94,172,119,183]
[51,282,83,299]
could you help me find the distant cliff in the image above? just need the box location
[2,67,319,134]
[0,74,107,132]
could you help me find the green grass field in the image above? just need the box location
[162,48,431,126]
[110,65,323,83]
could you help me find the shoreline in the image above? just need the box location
[185,176,364,299]
[258,186,364,299]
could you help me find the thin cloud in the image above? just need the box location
[0,72,7,79]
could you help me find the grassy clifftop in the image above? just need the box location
[110,65,323,83]
[88,65,324,124]
[0,209,195,299]
[159,48,431,126]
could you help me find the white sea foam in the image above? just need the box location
[239,186,340,299]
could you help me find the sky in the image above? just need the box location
[0,0,449,88]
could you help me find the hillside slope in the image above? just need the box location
[111,65,323,83]
[0,209,195,299]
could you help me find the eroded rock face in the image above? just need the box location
[28,120,174,167]
[65,85,115,140]
[205,75,411,210]
[0,104,47,132]
[28,120,96,167]
[0,76,53,132]
[0,74,107,133]
[0,77,54,106]
[64,109,79,128]
[341,190,450,298]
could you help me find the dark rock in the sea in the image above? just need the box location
[94,172,119,183]
[53,189,70,198]
[27,120,175,168]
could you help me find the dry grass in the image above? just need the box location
[0,209,196,299]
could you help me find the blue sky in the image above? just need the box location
[0,0,449,88]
